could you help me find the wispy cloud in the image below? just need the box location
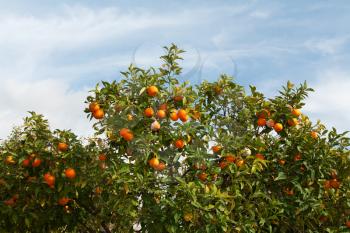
[249,10,271,19]
[304,69,350,132]
[303,36,350,55]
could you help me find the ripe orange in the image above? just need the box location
[291,108,301,117]
[173,95,183,102]
[119,128,130,137]
[98,154,107,161]
[44,173,55,186]
[212,145,222,153]
[159,103,168,111]
[181,114,189,122]
[89,102,100,112]
[273,123,283,132]
[278,159,286,166]
[151,120,161,131]
[156,110,166,119]
[148,157,159,168]
[174,139,185,149]
[170,110,179,121]
[58,197,70,206]
[236,159,245,167]
[65,168,76,179]
[146,86,159,97]
[123,132,134,141]
[119,128,134,141]
[155,162,166,171]
[257,118,266,127]
[224,154,236,163]
[58,142,68,152]
[144,107,154,117]
[32,158,42,167]
[93,109,105,119]
[177,109,188,122]
[256,109,270,119]
[89,103,99,113]
[255,153,265,160]
[22,158,30,167]
[294,154,302,161]
[310,131,318,139]
[219,161,228,169]
[287,118,298,126]
[198,172,207,181]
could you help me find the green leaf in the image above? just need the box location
[274,172,287,181]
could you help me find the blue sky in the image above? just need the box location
[0,0,350,138]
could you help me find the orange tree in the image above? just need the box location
[0,112,113,232]
[1,44,350,232]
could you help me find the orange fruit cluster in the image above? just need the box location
[89,102,104,119]
[44,173,55,188]
[256,108,304,133]
[148,157,166,171]
[119,128,134,141]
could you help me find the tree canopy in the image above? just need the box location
[1,44,350,233]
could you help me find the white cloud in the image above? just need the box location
[303,69,350,132]
[0,78,93,140]
[249,10,271,19]
[304,36,350,55]
[0,5,197,81]
[0,6,186,49]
